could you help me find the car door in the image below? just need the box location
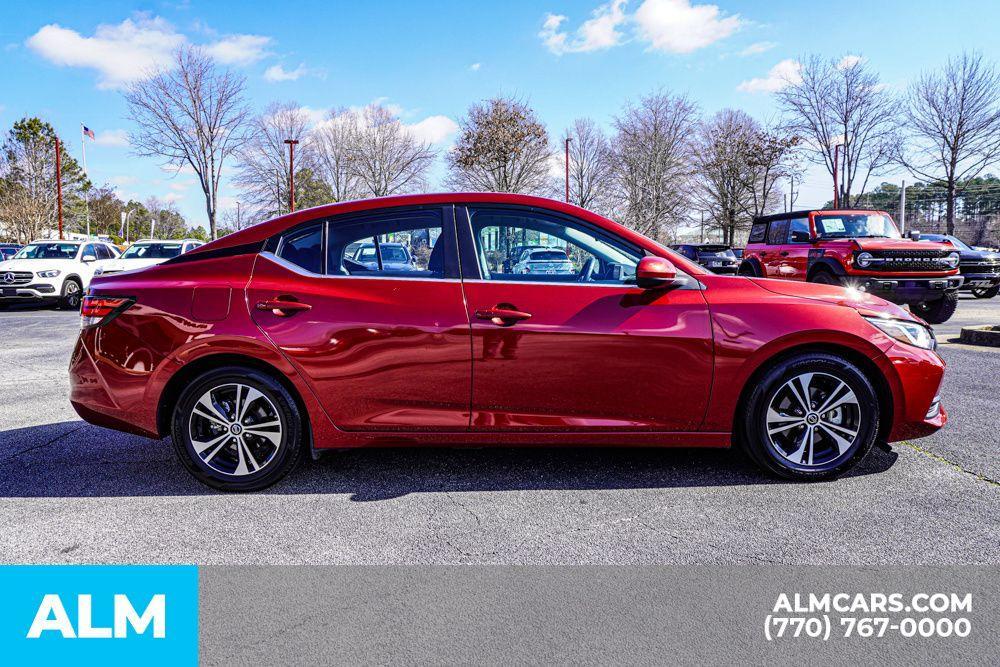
[776,217,812,279]
[78,243,101,286]
[457,205,714,432]
[762,219,789,277]
[248,206,472,431]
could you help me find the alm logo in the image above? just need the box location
[27,593,166,639]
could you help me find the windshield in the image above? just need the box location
[13,243,80,260]
[814,214,901,239]
[529,250,569,261]
[121,242,184,259]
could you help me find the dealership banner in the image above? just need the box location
[3,566,995,664]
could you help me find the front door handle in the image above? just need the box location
[475,305,532,326]
[256,298,312,317]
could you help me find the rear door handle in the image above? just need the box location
[256,298,312,317]
[475,306,532,326]
[779,251,789,257]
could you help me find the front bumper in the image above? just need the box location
[856,275,963,304]
[0,283,59,300]
[880,342,948,442]
[958,271,1000,291]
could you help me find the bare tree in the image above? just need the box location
[313,107,365,202]
[563,118,615,215]
[778,55,897,207]
[610,91,699,243]
[0,118,89,243]
[447,96,553,194]
[124,46,250,239]
[898,52,1000,234]
[348,105,435,197]
[235,102,318,218]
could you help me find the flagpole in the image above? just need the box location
[81,124,90,239]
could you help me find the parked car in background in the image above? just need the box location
[0,239,120,309]
[914,233,1000,299]
[0,243,22,261]
[96,239,203,276]
[732,248,744,259]
[346,241,416,272]
[739,210,962,323]
[670,244,740,274]
[73,193,948,491]
[511,248,575,275]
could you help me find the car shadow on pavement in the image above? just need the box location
[0,421,899,500]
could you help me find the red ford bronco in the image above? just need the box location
[739,209,963,323]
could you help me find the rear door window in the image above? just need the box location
[326,209,454,279]
[766,220,789,245]
[277,224,324,274]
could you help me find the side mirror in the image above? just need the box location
[636,256,683,289]
[909,230,921,241]
[81,254,97,263]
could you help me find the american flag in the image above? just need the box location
[83,125,95,140]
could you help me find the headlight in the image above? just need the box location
[864,316,936,350]
[36,270,60,278]
[855,252,874,268]
[943,252,960,268]
[93,268,104,276]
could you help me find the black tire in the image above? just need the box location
[740,353,880,481]
[972,285,1000,299]
[59,278,83,310]
[737,260,759,277]
[911,291,958,324]
[808,269,841,286]
[171,366,305,492]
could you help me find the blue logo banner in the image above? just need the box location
[0,565,198,665]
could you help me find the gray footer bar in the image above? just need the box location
[200,566,997,665]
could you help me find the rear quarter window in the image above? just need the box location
[748,222,768,244]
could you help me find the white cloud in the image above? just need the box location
[109,175,139,187]
[93,129,129,147]
[633,0,742,54]
[540,0,628,55]
[737,58,802,93]
[469,62,482,71]
[837,54,863,70]
[26,16,272,88]
[738,40,776,57]
[203,34,271,65]
[296,105,330,125]
[162,192,184,204]
[405,115,459,145]
[263,63,308,82]
[26,16,183,89]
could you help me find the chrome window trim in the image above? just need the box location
[259,251,462,283]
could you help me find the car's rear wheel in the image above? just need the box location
[59,278,82,310]
[741,353,880,481]
[171,367,304,491]
[911,292,958,324]
[972,285,999,299]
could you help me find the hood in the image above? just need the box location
[749,277,915,321]
[102,257,167,272]
[0,258,76,274]
[852,238,955,253]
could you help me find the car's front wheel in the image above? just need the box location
[741,353,880,481]
[972,285,1000,299]
[911,292,958,324]
[59,278,82,310]
[171,367,305,491]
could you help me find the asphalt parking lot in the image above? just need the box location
[0,296,997,565]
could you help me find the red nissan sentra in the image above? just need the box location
[69,194,947,491]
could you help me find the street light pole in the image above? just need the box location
[564,137,571,203]
[284,139,299,212]
[54,137,64,240]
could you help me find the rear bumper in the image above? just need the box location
[858,276,963,304]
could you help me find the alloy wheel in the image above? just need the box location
[765,372,862,468]
[188,383,283,477]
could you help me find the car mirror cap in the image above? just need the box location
[636,256,682,289]
[82,255,97,262]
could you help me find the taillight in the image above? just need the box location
[81,296,133,328]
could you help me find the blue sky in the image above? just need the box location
[2,0,998,230]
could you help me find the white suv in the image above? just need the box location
[96,238,203,276]
[0,239,120,309]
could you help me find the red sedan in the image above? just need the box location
[70,194,947,491]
